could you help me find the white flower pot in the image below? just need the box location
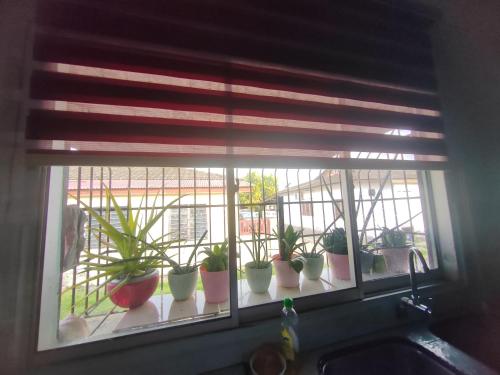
[168,269,198,301]
[303,254,324,280]
[245,262,272,294]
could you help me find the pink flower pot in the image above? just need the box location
[379,246,411,273]
[273,259,300,288]
[327,253,351,281]
[107,270,159,309]
[200,268,229,304]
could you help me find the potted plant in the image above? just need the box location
[240,225,272,294]
[324,228,351,280]
[73,187,180,310]
[200,241,229,303]
[296,224,334,281]
[272,225,305,288]
[378,227,411,273]
[166,230,207,301]
[360,245,375,274]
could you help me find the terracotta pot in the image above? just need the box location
[200,268,229,304]
[107,270,159,309]
[327,252,351,280]
[303,254,324,281]
[273,259,300,288]
[379,246,411,273]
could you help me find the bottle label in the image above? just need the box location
[281,327,295,361]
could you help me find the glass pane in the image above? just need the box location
[38,166,230,350]
[352,169,437,283]
[236,168,356,309]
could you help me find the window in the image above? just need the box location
[38,166,230,350]
[39,163,446,350]
[169,207,208,241]
[353,169,437,283]
[31,0,448,356]
[235,168,356,309]
[300,193,313,217]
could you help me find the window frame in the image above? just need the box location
[32,159,450,366]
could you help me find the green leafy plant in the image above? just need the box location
[71,187,182,310]
[380,227,408,248]
[298,221,336,258]
[323,228,348,255]
[273,224,305,273]
[239,222,271,270]
[166,230,208,274]
[201,241,229,272]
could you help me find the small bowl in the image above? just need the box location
[249,350,286,375]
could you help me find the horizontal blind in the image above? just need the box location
[27,0,446,166]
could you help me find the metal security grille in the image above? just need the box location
[235,168,346,273]
[63,166,230,320]
[60,166,434,324]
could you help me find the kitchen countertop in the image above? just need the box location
[204,323,498,375]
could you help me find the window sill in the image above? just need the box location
[56,266,422,349]
[238,268,355,308]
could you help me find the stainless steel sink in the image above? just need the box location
[318,338,460,375]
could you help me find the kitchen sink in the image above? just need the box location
[318,338,460,375]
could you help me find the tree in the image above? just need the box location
[238,172,277,211]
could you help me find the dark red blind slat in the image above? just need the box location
[64,0,434,68]
[28,0,447,165]
[30,70,442,133]
[27,110,446,156]
[33,33,441,111]
[35,0,436,90]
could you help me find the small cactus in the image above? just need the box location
[380,227,408,248]
[323,228,348,255]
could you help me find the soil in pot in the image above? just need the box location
[273,259,300,288]
[303,254,324,281]
[245,262,272,294]
[326,252,351,280]
[200,267,229,303]
[379,246,411,273]
[107,269,159,309]
[168,269,198,301]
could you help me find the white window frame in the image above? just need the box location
[33,158,453,365]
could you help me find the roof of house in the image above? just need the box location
[68,167,249,190]
[279,169,418,195]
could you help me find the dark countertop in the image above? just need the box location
[204,324,498,375]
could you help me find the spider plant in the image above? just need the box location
[297,221,336,258]
[239,223,271,270]
[200,241,229,272]
[273,224,305,273]
[166,230,208,274]
[70,187,182,310]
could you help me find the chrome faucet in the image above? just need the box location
[399,248,432,316]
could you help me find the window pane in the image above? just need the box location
[38,166,230,350]
[236,168,356,309]
[352,169,437,282]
